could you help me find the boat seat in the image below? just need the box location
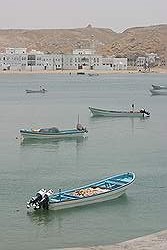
[63,194,79,199]
[114,179,130,184]
[109,180,127,186]
[105,181,116,189]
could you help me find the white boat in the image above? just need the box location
[26,172,135,211]
[89,106,150,117]
[152,84,167,90]
[20,124,88,140]
[150,89,167,95]
[25,87,47,93]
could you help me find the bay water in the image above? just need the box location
[0,72,167,250]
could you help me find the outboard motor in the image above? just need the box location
[77,123,88,133]
[140,109,150,117]
[144,110,150,116]
[39,189,54,210]
[27,188,47,210]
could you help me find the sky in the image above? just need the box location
[0,0,166,32]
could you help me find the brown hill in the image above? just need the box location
[0,24,166,58]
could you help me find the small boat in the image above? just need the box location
[89,106,150,118]
[77,72,85,75]
[25,87,47,93]
[26,172,135,211]
[20,124,88,140]
[152,84,167,90]
[88,73,99,76]
[150,89,167,95]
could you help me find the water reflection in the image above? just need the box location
[89,115,150,123]
[27,194,129,228]
[89,115,150,131]
[20,136,87,147]
[27,209,59,226]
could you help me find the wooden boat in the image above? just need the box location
[89,106,150,117]
[20,124,88,140]
[152,84,167,90]
[26,172,135,211]
[150,89,167,95]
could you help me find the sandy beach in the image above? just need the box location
[0,67,167,75]
[55,230,167,250]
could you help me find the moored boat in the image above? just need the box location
[89,106,150,117]
[152,84,167,90]
[26,172,135,211]
[25,86,47,93]
[88,73,99,76]
[150,89,167,95]
[20,124,88,140]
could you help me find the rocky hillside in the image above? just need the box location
[0,24,166,58]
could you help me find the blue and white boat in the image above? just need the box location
[20,125,88,140]
[26,172,135,211]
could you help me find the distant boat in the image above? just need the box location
[88,73,99,76]
[89,106,150,118]
[26,172,136,211]
[150,89,167,95]
[77,72,85,75]
[152,84,167,90]
[25,86,47,93]
[20,124,88,141]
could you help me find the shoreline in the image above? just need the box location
[55,229,167,250]
[0,67,167,75]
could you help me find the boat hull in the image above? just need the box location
[152,84,167,90]
[20,130,87,140]
[150,89,167,95]
[89,107,146,117]
[49,187,127,210]
[26,172,135,212]
[25,89,47,93]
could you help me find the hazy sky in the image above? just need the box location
[1,0,166,32]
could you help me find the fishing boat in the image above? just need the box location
[89,106,150,117]
[88,73,99,76]
[150,89,167,95]
[26,172,135,211]
[20,124,88,140]
[77,72,85,75]
[152,84,167,90]
[25,86,47,93]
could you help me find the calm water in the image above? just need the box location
[0,72,167,250]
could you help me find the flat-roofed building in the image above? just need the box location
[5,48,27,54]
[0,47,127,71]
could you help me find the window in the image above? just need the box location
[28,55,35,60]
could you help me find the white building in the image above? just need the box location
[5,48,27,54]
[0,52,27,70]
[0,47,127,71]
[73,48,96,55]
[101,57,127,70]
